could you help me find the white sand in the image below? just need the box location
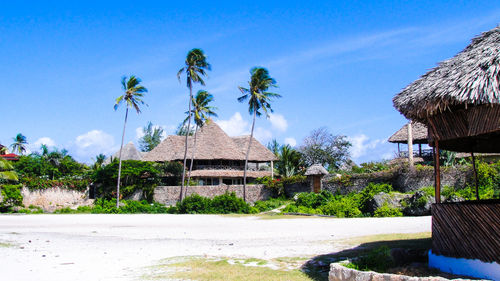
[0,214,430,280]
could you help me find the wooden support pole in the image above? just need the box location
[271,161,274,179]
[471,152,480,200]
[419,144,422,157]
[407,122,414,169]
[434,140,441,203]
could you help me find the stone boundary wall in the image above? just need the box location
[21,186,93,212]
[323,168,472,195]
[329,263,469,281]
[153,184,272,206]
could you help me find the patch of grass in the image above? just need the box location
[144,256,313,281]
[0,241,14,248]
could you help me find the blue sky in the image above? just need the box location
[1,1,499,164]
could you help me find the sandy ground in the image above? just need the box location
[0,214,430,281]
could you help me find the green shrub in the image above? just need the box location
[21,177,89,192]
[358,183,393,213]
[374,203,402,217]
[0,184,23,211]
[345,246,394,272]
[176,194,212,214]
[351,161,391,174]
[210,192,250,214]
[320,197,361,217]
[253,198,288,212]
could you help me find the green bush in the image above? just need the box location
[320,197,361,217]
[358,183,393,214]
[0,184,23,211]
[176,194,212,214]
[253,198,288,212]
[345,246,394,272]
[351,161,391,174]
[374,203,402,217]
[210,192,250,214]
[21,177,89,192]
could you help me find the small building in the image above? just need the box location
[305,164,328,193]
[143,121,277,185]
[393,25,500,280]
[388,122,431,159]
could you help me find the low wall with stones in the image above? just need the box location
[324,167,473,195]
[153,184,272,206]
[329,263,459,281]
[21,186,93,212]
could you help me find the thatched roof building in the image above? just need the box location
[388,122,428,144]
[393,25,500,152]
[143,121,277,162]
[104,142,143,164]
[304,164,328,176]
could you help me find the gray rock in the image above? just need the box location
[402,191,435,216]
[366,192,409,214]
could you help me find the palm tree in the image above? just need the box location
[184,90,218,187]
[177,48,211,200]
[0,158,18,182]
[93,153,106,170]
[10,133,28,155]
[238,67,280,201]
[114,75,147,207]
[40,144,49,156]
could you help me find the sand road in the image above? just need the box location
[0,214,430,280]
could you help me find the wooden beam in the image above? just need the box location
[407,122,414,168]
[471,152,480,200]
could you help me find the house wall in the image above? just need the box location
[20,186,93,212]
[153,184,272,206]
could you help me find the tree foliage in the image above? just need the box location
[139,121,164,152]
[299,127,351,170]
[11,133,28,155]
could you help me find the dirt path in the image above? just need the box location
[0,214,431,280]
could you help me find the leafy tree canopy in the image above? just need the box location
[139,121,164,152]
[299,127,351,171]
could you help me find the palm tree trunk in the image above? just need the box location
[181,85,192,201]
[243,110,256,202]
[187,124,198,189]
[116,107,128,208]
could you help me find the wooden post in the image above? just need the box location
[434,140,441,203]
[407,122,414,169]
[397,143,400,156]
[419,144,422,157]
[271,161,274,179]
[471,152,480,200]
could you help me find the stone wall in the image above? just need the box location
[284,181,312,197]
[323,167,473,195]
[329,263,455,281]
[153,184,272,206]
[21,186,93,212]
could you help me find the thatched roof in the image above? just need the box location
[143,121,277,162]
[104,142,143,164]
[388,122,428,144]
[393,25,500,121]
[305,164,328,176]
[190,170,271,178]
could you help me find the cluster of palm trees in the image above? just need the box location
[113,48,282,205]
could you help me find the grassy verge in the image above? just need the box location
[143,256,313,281]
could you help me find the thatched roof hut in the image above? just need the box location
[143,121,277,162]
[393,25,500,152]
[304,164,328,176]
[388,122,428,144]
[104,142,143,164]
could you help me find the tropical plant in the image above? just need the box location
[114,75,147,207]
[185,90,218,185]
[10,133,28,155]
[177,48,211,200]
[93,154,106,170]
[139,122,164,152]
[0,158,18,182]
[277,144,303,177]
[238,67,281,201]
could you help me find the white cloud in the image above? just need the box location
[253,127,273,143]
[284,137,297,147]
[29,137,56,153]
[269,113,288,132]
[72,130,117,163]
[216,112,249,136]
[348,134,385,159]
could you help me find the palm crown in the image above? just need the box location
[177,48,211,88]
[238,67,280,117]
[114,75,148,113]
[185,90,218,127]
[11,133,28,155]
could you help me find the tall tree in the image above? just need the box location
[10,133,28,155]
[139,122,164,152]
[114,75,147,208]
[177,48,211,200]
[184,90,218,187]
[238,67,280,201]
[299,127,351,170]
[93,153,106,170]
